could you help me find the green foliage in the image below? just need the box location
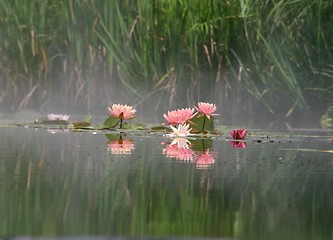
[190,115,215,133]
[72,121,92,129]
[103,116,120,129]
[0,0,332,120]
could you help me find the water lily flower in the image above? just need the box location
[194,102,219,119]
[230,129,247,140]
[163,108,197,125]
[168,123,192,137]
[195,150,216,169]
[107,139,135,155]
[47,114,70,121]
[108,104,136,119]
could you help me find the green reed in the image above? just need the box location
[0,0,332,120]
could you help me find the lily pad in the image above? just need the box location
[190,115,214,133]
[73,122,92,129]
[149,126,171,132]
[128,123,145,130]
[103,116,120,129]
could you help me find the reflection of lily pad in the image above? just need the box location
[105,133,120,141]
[190,139,213,152]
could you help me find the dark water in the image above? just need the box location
[0,126,332,239]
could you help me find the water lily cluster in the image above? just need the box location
[44,102,248,145]
[163,102,219,134]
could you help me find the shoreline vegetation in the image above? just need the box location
[0,1,332,126]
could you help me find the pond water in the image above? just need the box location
[0,126,332,239]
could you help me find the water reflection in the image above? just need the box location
[229,140,247,148]
[162,138,194,162]
[196,149,216,169]
[106,134,135,155]
[162,138,217,168]
[1,127,333,239]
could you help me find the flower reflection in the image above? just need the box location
[170,137,191,149]
[47,128,70,134]
[229,141,247,148]
[162,138,217,168]
[195,150,216,169]
[162,143,194,162]
[107,138,135,155]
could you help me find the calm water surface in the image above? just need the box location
[0,126,332,239]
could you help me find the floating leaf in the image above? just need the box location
[73,122,91,129]
[103,116,120,129]
[150,126,171,132]
[128,123,145,130]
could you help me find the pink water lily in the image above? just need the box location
[163,108,197,125]
[108,104,136,119]
[47,114,70,121]
[230,129,247,140]
[194,102,219,119]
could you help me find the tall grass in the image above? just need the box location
[0,0,332,121]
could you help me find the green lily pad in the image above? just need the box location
[190,115,214,133]
[73,121,92,129]
[128,123,145,130]
[103,116,120,129]
[149,125,171,132]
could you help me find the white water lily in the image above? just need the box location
[168,123,192,137]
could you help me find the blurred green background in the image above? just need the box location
[0,0,332,127]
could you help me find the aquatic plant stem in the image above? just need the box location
[201,115,206,133]
[120,119,123,129]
